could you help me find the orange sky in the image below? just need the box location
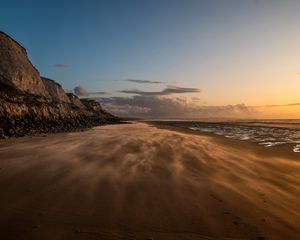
[3,0,299,119]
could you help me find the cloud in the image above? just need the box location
[74,86,89,96]
[102,103,150,115]
[287,103,300,106]
[73,86,109,97]
[89,91,108,95]
[126,79,165,84]
[96,84,256,119]
[53,64,71,68]
[263,104,282,108]
[98,94,257,119]
[263,103,300,108]
[120,86,201,96]
[191,97,201,101]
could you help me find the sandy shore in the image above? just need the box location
[0,122,300,240]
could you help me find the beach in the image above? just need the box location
[0,122,299,240]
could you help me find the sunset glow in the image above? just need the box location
[2,1,300,239]
[1,0,300,119]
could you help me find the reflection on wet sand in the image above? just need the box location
[0,123,299,240]
[159,121,300,152]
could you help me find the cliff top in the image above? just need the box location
[0,31,27,54]
[41,77,63,88]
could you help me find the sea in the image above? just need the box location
[155,119,300,153]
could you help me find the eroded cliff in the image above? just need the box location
[0,31,119,138]
[42,77,71,103]
[0,31,49,97]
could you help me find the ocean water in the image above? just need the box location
[164,120,300,153]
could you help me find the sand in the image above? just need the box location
[0,122,299,240]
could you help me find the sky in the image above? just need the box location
[1,0,300,119]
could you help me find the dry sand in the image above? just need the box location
[0,122,299,240]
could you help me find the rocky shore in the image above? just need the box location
[0,31,120,138]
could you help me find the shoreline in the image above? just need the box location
[145,121,300,161]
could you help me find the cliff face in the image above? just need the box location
[42,77,71,103]
[0,31,49,97]
[0,31,119,138]
[66,93,86,108]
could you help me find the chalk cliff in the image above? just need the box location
[0,31,49,97]
[0,31,119,138]
[41,77,71,103]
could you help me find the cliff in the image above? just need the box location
[0,31,49,97]
[0,31,119,138]
[41,77,71,103]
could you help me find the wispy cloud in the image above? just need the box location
[263,103,300,108]
[120,87,201,96]
[89,91,108,95]
[287,103,300,106]
[53,64,71,68]
[126,79,165,84]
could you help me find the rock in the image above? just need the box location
[42,77,71,103]
[0,31,120,139]
[67,93,85,108]
[0,31,49,97]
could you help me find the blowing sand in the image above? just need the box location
[0,122,299,240]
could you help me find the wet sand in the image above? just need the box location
[0,122,300,240]
[240,122,300,130]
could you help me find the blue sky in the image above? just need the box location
[1,0,300,118]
